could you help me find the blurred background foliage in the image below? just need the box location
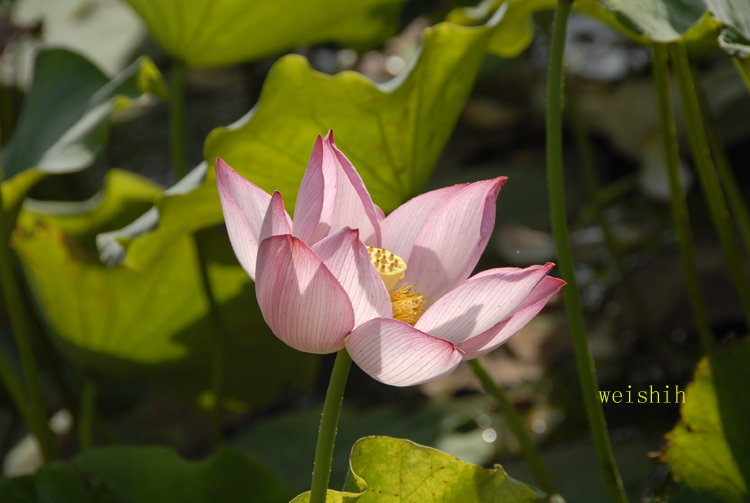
[0,0,748,501]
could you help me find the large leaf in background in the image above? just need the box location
[449,0,720,58]
[447,0,651,58]
[203,16,509,212]
[0,446,292,503]
[290,437,544,503]
[0,48,164,231]
[704,0,750,40]
[12,169,316,405]
[100,16,505,271]
[0,169,47,237]
[660,338,750,502]
[123,0,404,67]
[596,0,719,42]
[719,27,750,58]
[2,48,166,179]
[708,0,750,90]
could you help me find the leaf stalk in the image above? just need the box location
[651,44,714,354]
[468,358,556,496]
[0,159,57,462]
[669,42,750,328]
[545,1,627,501]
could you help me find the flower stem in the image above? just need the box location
[78,379,96,450]
[0,164,57,463]
[669,42,750,328]
[194,230,225,447]
[169,58,187,181]
[468,358,556,496]
[545,2,627,502]
[310,348,352,503]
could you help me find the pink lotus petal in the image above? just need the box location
[292,136,338,245]
[328,132,382,246]
[458,276,565,359]
[414,263,555,345]
[259,191,292,243]
[404,177,507,306]
[216,158,272,280]
[381,184,467,263]
[347,318,464,387]
[255,235,355,354]
[374,204,385,223]
[312,227,392,327]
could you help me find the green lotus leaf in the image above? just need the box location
[0,446,292,503]
[704,0,750,41]
[596,0,718,42]
[0,463,106,503]
[718,26,750,93]
[0,48,164,236]
[2,49,166,180]
[100,16,505,271]
[447,0,654,58]
[123,0,405,67]
[13,169,316,405]
[0,169,48,238]
[290,436,544,503]
[660,338,750,502]
[719,26,750,58]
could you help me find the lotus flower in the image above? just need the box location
[216,131,564,387]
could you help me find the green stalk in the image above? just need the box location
[0,165,57,462]
[669,42,750,327]
[194,230,226,447]
[651,44,714,353]
[78,379,96,450]
[566,84,651,339]
[545,2,628,502]
[692,70,750,262]
[0,350,31,424]
[169,58,187,180]
[310,349,352,503]
[468,358,556,496]
[733,56,750,94]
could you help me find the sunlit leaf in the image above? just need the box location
[123,0,404,67]
[660,338,750,502]
[1,48,166,180]
[101,16,505,270]
[290,436,544,503]
[0,169,47,236]
[13,169,316,405]
[0,446,292,503]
